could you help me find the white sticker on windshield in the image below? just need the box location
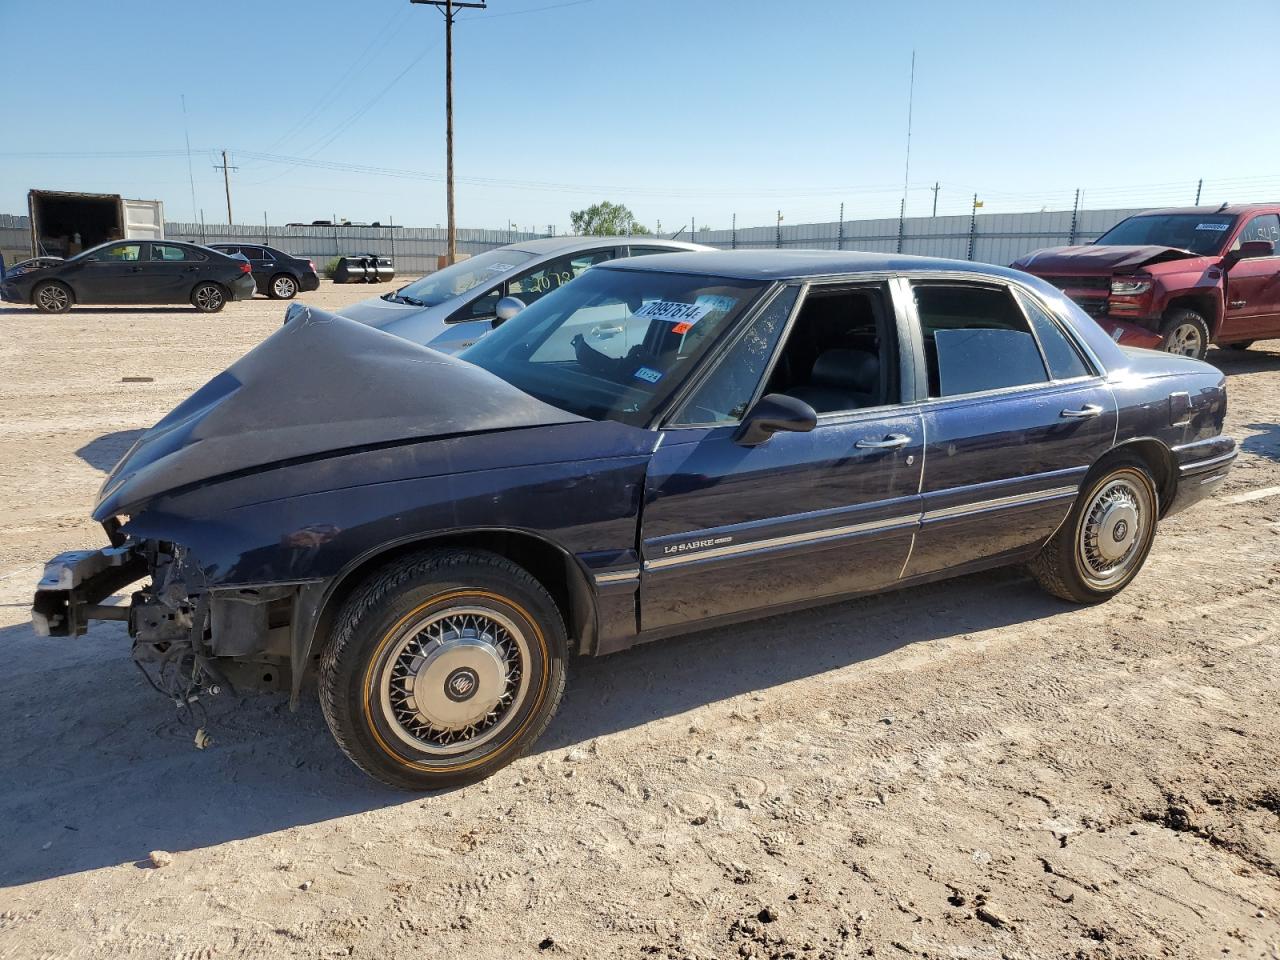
[633,300,713,323]
[633,366,663,384]
[486,262,516,272]
[1195,223,1230,231]
[694,294,736,315]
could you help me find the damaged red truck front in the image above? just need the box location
[1011,205,1280,360]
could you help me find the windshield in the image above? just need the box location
[460,268,767,427]
[1095,214,1237,255]
[391,248,536,306]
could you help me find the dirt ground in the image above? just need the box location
[0,283,1278,960]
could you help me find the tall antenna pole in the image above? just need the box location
[213,150,238,225]
[930,181,940,217]
[411,0,487,264]
[181,95,198,223]
[901,50,916,219]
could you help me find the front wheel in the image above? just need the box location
[1028,455,1159,604]
[319,549,567,790]
[33,281,73,313]
[268,274,298,300]
[191,282,227,313]
[1159,308,1210,360]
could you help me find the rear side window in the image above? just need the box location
[1016,291,1091,380]
[152,244,197,261]
[913,283,1048,398]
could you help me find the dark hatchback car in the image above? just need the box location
[2,239,255,313]
[32,251,1235,790]
[207,243,320,300]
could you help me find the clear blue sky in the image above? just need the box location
[2,0,1278,232]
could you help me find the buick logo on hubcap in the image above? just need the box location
[444,667,479,702]
[1113,520,1129,542]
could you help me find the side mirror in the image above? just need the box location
[732,393,817,447]
[1222,239,1274,269]
[492,296,526,328]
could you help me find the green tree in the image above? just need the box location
[569,201,648,237]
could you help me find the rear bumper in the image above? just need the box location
[1165,436,1237,517]
[229,274,257,301]
[299,272,320,293]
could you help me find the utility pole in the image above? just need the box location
[1195,178,1203,205]
[213,150,237,225]
[411,0,486,264]
[930,181,940,217]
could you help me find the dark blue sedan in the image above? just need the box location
[32,251,1236,789]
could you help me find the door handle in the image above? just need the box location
[855,433,911,450]
[1060,404,1103,419]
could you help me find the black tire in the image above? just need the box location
[1028,453,1159,604]
[32,280,73,314]
[1158,308,1210,360]
[267,273,298,300]
[319,549,568,790]
[191,282,227,313]
[1221,340,1254,351]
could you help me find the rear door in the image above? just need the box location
[902,279,1117,578]
[147,242,207,301]
[639,280,925,633]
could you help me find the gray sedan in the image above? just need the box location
[337,235,709,353]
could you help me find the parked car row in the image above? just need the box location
[33,247,1236,789]
[1,239,322,312]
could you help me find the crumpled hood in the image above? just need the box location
[94,304,584,518]
[1012,244,1204,273]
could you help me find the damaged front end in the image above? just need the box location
[33,535,297,715]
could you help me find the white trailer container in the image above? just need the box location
[27,189,165,258]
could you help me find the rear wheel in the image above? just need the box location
[1029,454,1159,604]
[268,274,298,300]
[191,282,227,313]
[319,549,568,790]
[33,281,73,314]
[1158,308,1210,360]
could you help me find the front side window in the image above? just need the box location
[1095,214,1236,256]
[914,283,1048,398]
[672,286,799,425]
[1016,290,1091,381]
[395,247,536,306]
[90,243,141,262]
[461,268,766,427]
[151,244,192,261]
[1232,213,1280,252]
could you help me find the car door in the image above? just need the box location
[901,279,1117,579]
[1221,213,1280,340]
[245,245,278,288]
[639,280,925,633]
[147,242,206,301]
[75,242,148,303]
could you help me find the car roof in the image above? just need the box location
[595,249,1035,283]
[1126,203,1279,217]
[505,235,710,256]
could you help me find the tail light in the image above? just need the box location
[239,262,252,274]
[308,259,316,272]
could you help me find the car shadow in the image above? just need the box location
[1210,341,1280,374]
[1241,422,1280,463]
[0,306,214,315]
[75,430,146,472]
[0,566,1070,887]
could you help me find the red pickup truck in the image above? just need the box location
[1011,204,1280,359]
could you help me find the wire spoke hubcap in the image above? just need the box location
[1078,476,1147,586]
[378,606,528,755]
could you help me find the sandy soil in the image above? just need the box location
[0,284,1278,960]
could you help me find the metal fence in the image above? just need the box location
[3,207,1145,277]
